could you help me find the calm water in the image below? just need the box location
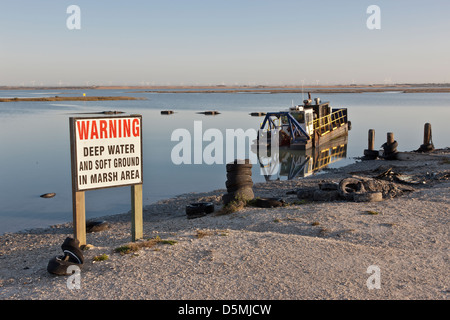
[1,89,449,234]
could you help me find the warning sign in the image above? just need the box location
[70,115,143,191]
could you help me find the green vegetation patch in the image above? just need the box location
[114,236,177,255]
[93,254,109,262]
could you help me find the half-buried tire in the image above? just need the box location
[186,202,214,219]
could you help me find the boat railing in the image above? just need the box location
[312,108,348,136]
[260,112,311,140]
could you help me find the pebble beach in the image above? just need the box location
[0,150,449,300]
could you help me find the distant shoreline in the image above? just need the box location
[1,84,450,94]
[127,88,450,94]
[0,96,146,102]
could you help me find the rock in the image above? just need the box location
[102,111,124,114]
[249,112,266,116]
[198,111,220,115]
[86,220,109,233]
[40,193,56,198]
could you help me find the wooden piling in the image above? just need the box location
[363,129,378,159]
[387,132,395,145]
[368,129,375,150]
[423,123,432,145]
[418,123,434,152]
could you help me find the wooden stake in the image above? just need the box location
[368,129,375,150]
[131,184,143,242]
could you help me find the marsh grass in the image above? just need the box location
[196,229,229,239]
[93,254,109,262]
[114,236,177,255]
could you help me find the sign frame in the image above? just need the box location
[70,115,143,192]
[69,114,144,245]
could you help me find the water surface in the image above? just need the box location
[0,89,449,234]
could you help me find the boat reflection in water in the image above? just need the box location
[255,135,348,181]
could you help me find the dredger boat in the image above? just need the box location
[258,93,350,150]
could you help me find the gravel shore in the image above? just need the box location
[1,150,449,300]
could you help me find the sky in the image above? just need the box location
[1,0,450,86]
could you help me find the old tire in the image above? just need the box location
[313,190,340,202]
[363,149,379,159]
[226,175,253,188]
[253,198,285,208]
[226,167,252,176]
[297,188,316,200]
[227,182,254,193]
[61,237,84,265]
[226,160,252,171]
[339,178,365,200]
[47,256,81,276]
[319,182,339,191]
[382,141,398,154]
[418,143,434,152]
[186,202,214,219]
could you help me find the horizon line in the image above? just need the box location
[2,82,450,90]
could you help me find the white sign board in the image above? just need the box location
[70,115,143,191]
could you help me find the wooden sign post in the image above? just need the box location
[69,115,143,245]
